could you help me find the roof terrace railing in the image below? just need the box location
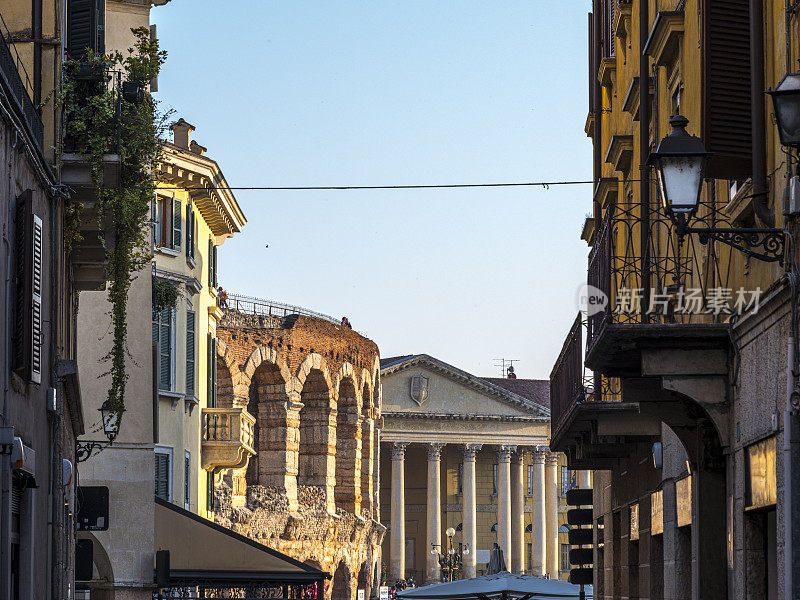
[0,11,43,150]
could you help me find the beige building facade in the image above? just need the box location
[379,355,577,584]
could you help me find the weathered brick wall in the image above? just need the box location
[213,308,384,599]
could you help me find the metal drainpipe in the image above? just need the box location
[639,0,650,322]
[751,0,775,227]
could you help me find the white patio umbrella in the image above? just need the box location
[396,571,592,600]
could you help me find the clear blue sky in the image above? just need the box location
[152,2,592,379]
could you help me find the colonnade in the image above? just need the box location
[388,442,565,583]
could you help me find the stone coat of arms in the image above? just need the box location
[410,375,429,406]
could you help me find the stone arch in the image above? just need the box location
[246,355,295,497]
[331,562,352,600]
[77,532,114,597]
[360,379,374,516]
[357,562,372,600]
[297,352,334,392]
[298,363,335,513]
[335,373,361,513]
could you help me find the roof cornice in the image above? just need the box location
[380,354,550,418]
[382,411,549,423]
[157,141,247,238]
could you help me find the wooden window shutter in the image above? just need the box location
[155,453,169,501]
[702,0,752,180]
[186,310,195,396]
[12,191,33,380]
[172,199,182,251]
[206,471,214,512]
[31,213,43,384]
[607,0,615,57]
[66,0,104,60]
[208,239,214,286]
[186,205,195,259]
[156,308,171,390]
[207,334,217,408]
[212,245,218,288]
[184,454,190,505]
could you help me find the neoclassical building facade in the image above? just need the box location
[379,355,581,584]
[210,300,385,600]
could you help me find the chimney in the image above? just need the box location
[170,118,195,148]
[189,140,207,156]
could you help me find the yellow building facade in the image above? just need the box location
[552,1,800,598]
[153,119,246,518]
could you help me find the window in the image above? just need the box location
[184,452,191,509]
[560,543,570,572]
[154,196,171,247]
[67,0,105,59]
[207,334,217,408]
[152,305,173,390]
[12,190,42,384]
[155,447,173,502]
[561,466,572,496]
[527,464,534,496]
[457,463,463,494]
[154,196,182,251]
[605,0,615,57]
[186,309,196,396]
[492,463,498,494]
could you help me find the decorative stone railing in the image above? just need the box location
[201,407,256,471]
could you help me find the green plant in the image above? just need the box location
[153,279,180,312]
[61,27,169,428]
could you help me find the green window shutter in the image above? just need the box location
[208,239,213,286]
[186,310,195,396]
[158,308,172,390]
[207,334,217,408]
[206,471,214,512]
[155,453,170,501]
[186,205,195,259]
[212,245,218,288]
[172,199,182,251]
[184,454,190,505]
[66,0,104,60]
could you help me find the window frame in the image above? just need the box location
[155,446,174,502]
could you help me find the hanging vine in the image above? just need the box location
[62,28,169,427]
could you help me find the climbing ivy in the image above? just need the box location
[61,27,169,429]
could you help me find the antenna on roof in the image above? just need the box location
[493,359,520,379]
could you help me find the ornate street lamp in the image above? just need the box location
[76,401,122,463]
[431,527,463,582]
[651,115,712,217]
[650,115,786,264]
[768,69,800,148]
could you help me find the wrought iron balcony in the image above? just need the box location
[585,196,741,377]
[549,314,586,438]
[0,12,43,151]
[201,407,256,472]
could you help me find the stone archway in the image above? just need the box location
[360,380,374,516]
[331,562,352,600]
[247,359,292,490]
[335,375,361,513]
[298,367,335,512]
[357,561,372,600]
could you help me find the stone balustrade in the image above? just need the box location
[201,407,257,471]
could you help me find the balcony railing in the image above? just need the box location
[201,407,256,471]
[585,196,736,358]
[0,12,43,150]
[550,313,586,433]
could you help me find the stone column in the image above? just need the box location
[530,448,546,577]
[426,443,444,584]
[462,444,481,579]
[497,446,515,570]
[390,442,408,581]
[511,450,525,574]
[545,452,559,578]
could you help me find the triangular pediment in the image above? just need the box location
[380,355,549,420]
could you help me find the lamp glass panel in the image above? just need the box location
[102,409,120,439]
[774,91,800,146]
[658,155,703,212]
